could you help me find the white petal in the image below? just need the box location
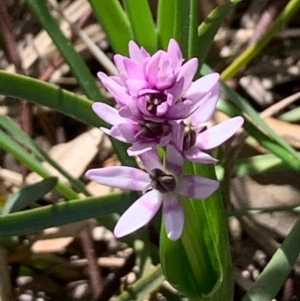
[114,190,163,238]
[85,166,150,191]
[178,175,219,199]
[162,194,184,240]
[195,116,244,150]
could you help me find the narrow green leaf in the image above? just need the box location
[173,0,191,58]
[88,0,133,55]
[197,0,242,66]
[25,0,105,102]
[157,0,176,48]
[2,177,58,215]
[242,217,300,301]
[115,265,164,301]
[0,129,78,200]
[123,0,158,53]
[0,192,133,237]
[0,71,136,167]
[0,116,89,196]
[188,0,199,60]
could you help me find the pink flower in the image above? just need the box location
[97,39,201,121]
[172,75,244,163]
[92,102,173,156]
[85,145,219,240]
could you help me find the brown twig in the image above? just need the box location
[79,225,104,300]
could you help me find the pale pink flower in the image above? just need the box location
[85,145,219,240]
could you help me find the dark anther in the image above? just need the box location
[139,121,171,139]
[183,124,197,151]
[150,168,176,193]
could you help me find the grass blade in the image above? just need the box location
[25,0,105,102]
[242,217,300,301]
[123,0,157,53]
[0,192,133,237]
[2,177,58,215]
[197,0,242,67]
[157,0,176,48]
[88,0,133,55]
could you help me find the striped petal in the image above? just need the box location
[85,166,150,191]
[178,175,219,199]
[195,116,244,150]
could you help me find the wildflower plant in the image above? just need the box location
[86,39,244,241]
[1,0,300,301]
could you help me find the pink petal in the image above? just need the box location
[114,190,163,238]
[85,166,150,191]
[128,40,150,63]
[118,122,139,143]
[167,99,194,119]
[178,58,198,92]
[126,79,148,96]
[195,116,244,150]
[189,83,220,124]
[92,103,125,126]
[139,149,163,172]
[185,148,218,164]
[166,144,184,177]
[100,126,127,143]
[186,73,220,105]
[178,175,219,199]
[97,72,131,106]
[167,39,182,71]
[162,194,184,240]
[127,142,155,156]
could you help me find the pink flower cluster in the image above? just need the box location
[86,39,243,240]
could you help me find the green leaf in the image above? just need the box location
[2,177,58,215]
[88,0,133,55]
[157,0,176,48]
[0,129,78,200]
[197,0,242,67]
[242,217,300,301]
[173,0,191,58]
[0,192,134,237]
[160,163,233,301]
[25,0,105,102]
[188,0,199,60]
[123,0,158,53]
[0,71,136,168]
